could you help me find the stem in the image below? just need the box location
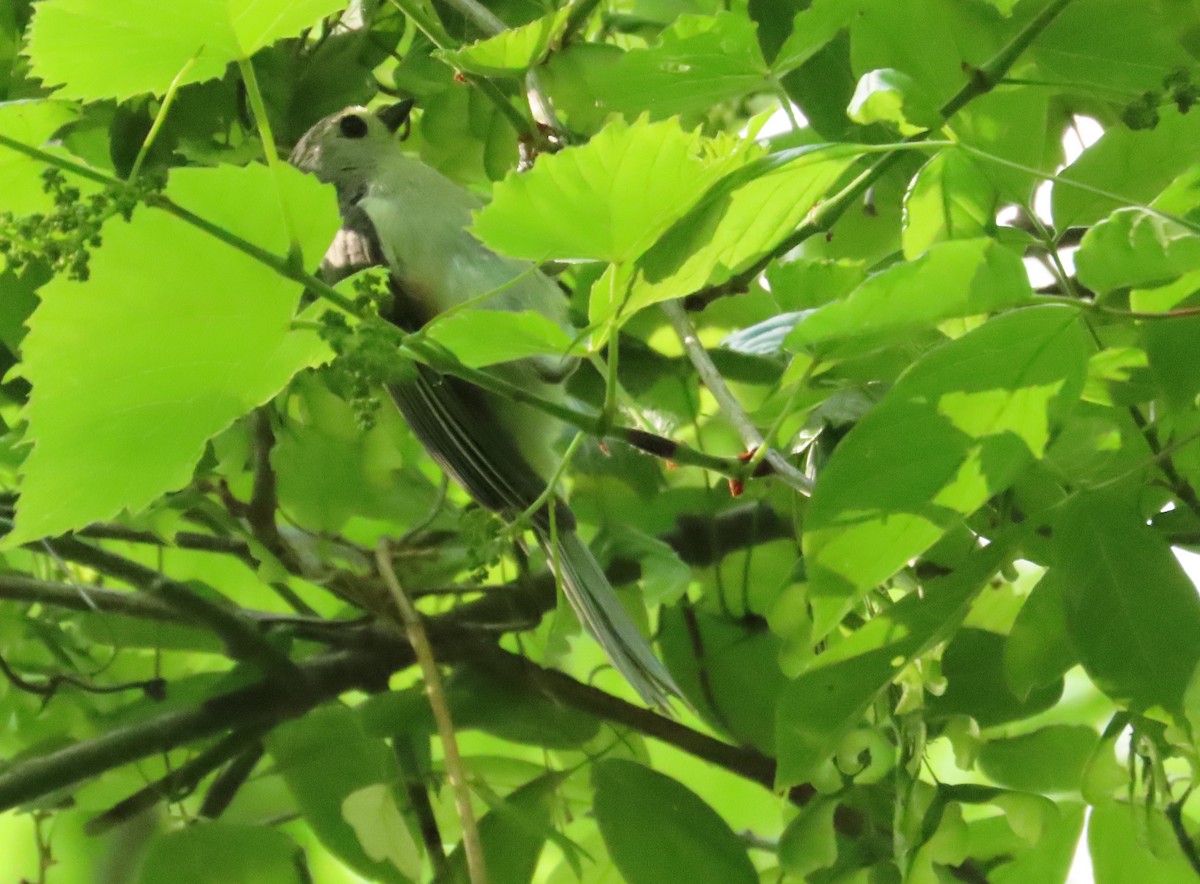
[660,301,813,495]
[509,433,584,540]
[1166,794,1200,877]
[375,541,488,884]
[84,725,268,835]
[129,56,197,181]
[941,0,1077,120]
[236,56,302,263]
[236,57,281,166]
[602,330,619,430]
[0,573,181,621]
[562,0,602,44]
[1034,294,1200,320]
[468,646,822,807]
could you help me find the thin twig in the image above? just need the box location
[0,652,164,702]
[74,525,255,561]
[375,540,488,884]
[661,301,813,495]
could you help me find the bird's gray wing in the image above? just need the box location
[319,209,560,523]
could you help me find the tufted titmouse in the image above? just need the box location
[290,102,677,707]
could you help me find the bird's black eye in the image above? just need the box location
[339,114,369,139]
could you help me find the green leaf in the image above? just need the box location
[0,99,83,215]
[444,668,602,749]
[272,378,439,534]
[1130,273,1200,405]
[27,0,346,101]
[267,706,407,883]
[7,163,337,546]
[139,823,303,884]
[771,0,857,73]
[593,523,692,604]
[422,310,575,367]
[1055,490,1200,716]
[804,307,1089,635]
[766,257,867,311]
[950,88,1051,203]
[1053,109,1200,229]
[1003,570,1077,701]
[847,68,939,133]
[784,239,1032,350]
[848,0,1008,106]
[445,773,565,884]
[1033,0,1192,94]
[472,115,750,264]
[419,83,519,186]
[359,669,602,750]
[341,784,422,882]
[593,759,757,884]
[989,802,1087,883]
[775,540,1013,787]
[1089,801,1200,884]
[903,150,998,259]
[778,798,839,878]
[591,11,771,120]
[928,628,1063,727]
[598,144,864,326]
[0,263,46,351]
[1075,208,1200,294]
[977,725,1097,793]
[658,607,787,754]
[438,7,572,76]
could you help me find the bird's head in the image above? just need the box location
[288,100,415,191]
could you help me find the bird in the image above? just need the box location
[289,101,678,708]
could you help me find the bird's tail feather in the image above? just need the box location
[538,527,678,710]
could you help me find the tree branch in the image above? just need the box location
[0,646,404,812]
[39,533,306,688]
[84,725,269,835]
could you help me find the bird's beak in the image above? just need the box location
[377,99,416,134]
